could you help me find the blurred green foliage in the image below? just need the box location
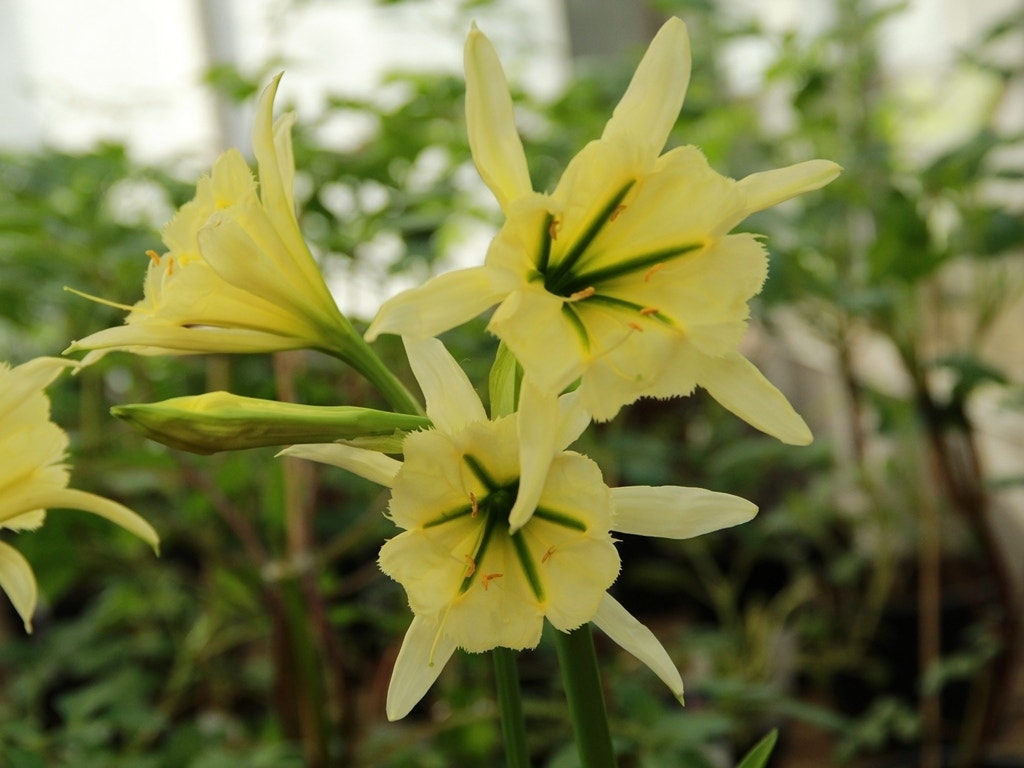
[1,0,1023,765]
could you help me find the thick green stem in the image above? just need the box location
[554,625,617,768]
[492,648,530,768]
[328,334,425,417]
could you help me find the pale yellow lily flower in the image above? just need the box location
[283,337,758,720]
[66,75,361,364]
[368,18,841,444]
[0,358,158,631]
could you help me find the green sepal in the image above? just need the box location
[112,391,430,454]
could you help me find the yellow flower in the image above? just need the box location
[0,358,158,631]
[67,75,360,364]
[284,337,757,720]
[368,18,841,444]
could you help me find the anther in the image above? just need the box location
[470,492,479,518]
[481,573,504,590]
[549,218,561,241]
[610,205,627,222]
[568,286,596,302]
[644,263,665,282]
[541,546,556,564]
[145,249,161,265]
[464,554,476,577]
[166,258,176,276]
[640,306,659,316]
[628,321,644,332]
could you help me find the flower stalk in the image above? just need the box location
[555,625,617,768]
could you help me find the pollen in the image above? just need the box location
[166,258,176,276]
[470,492,479,518]
[568,286,596,302]
[481,573,504,590]
[549,218,561,241]
[628,321,644,332]
[610,204,627,222]
[644,263,665,282]
[463,554,476,578]
[145,249,161,265]
[640,306,659,316]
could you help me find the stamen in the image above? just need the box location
[548,218,561,241]
[610,205,627,222]
[481,573,504,590]
[541,546,556,564]
[568,286,596,302]
[166,258,176,276]
[628,321,644,332]
[644,263,665,282]
[146,249,161,265]
[640,306,659,316]
[463,554,476,577]
[470,492,479,518]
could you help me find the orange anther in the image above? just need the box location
[541,546,556,564]
[640,306,659,316]
[610,204,627,222]
[464,554,476,578]
[549,218,561,241]
[470,492,479,518]
[166,258,175,276]
[628,321,644,332]
[481,573,504,590]
[644,263,665,282]
[568,286,596,302]
[145,249,161,265]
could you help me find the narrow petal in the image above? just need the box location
[592,593,684,703]
[600,17,691,165]
[611,486,757,539]
[0,541,37,632]
[465,25,532,211]
[280,443,401,488]
[38,488,159,551]
[253,74,293,234]
[735,160,842,217]
[404,337,486,434]
[698,352,812,445]
[554,390,590,452]
[508,379,559,532]
[367,266,515,342]
[386,614,458,721]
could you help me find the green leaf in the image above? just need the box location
[735,729,778,768]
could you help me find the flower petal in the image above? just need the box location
[734,159,842,221]
[386,614,458,721]
[465,25,533,211]
[698,351,812,445]
[554,390,590,452]
[0,541,37,632]
[611,486,757,538]
[592,593,684,703]
[404,337,486,434]
[367,266,515,342]
[280,443,401,488]
[40,488,159,551]
[600,17,691,166]
[508,379,559,532]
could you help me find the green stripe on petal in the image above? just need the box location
[592,593,684,703]
[511,530,545,601]
[386,614,458,721]
[532,507,587,532]
[611,486,757,538]
[0,541,37,633]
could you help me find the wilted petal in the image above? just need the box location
[611,486,757,538]
[698,351,812,446]
[367,266,516,342]
[0,541,37,632]
[280,443,402,487]
[386,614,458,721]
[465,25,533,211]
[404,337,486,434]
[600,17,691,165]
[592,593,684,703]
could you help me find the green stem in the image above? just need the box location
[492,648,530,768]
[327,334,425,416]
[554,625,617,768]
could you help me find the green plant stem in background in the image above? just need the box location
[554,625,617,768]
[492,647,530,768]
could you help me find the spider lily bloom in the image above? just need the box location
[67,75,364,367]
[367,18,841,444]
[283,337,758,720]
[0,358,158,631]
